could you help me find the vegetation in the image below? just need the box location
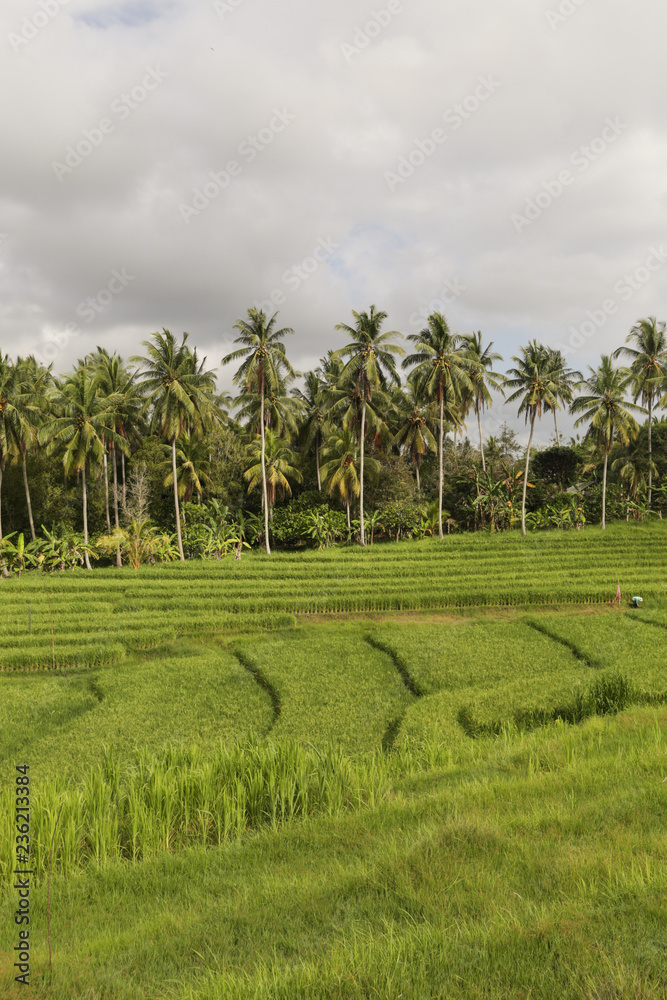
[2,313,667,573]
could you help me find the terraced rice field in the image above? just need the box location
[1,523,666,1000]
[1,521,665,671]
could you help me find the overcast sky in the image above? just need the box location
[2,0,666,445]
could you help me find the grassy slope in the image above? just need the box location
[2,708,665,999]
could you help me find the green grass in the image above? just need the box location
[2,708,665,999]
[233,627,414,753]
[0,642,272,786]
[1,522,666,671]
[2,524,667,998]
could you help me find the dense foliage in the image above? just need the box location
[1,313,667,572]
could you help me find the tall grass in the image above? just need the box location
[0,739,391,893]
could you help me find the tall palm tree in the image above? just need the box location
[461,331,504,471]
[244,429,302,523]
[402,313,473,539]
[571,356,645,529]
[90,350,139,564]
[222,308,295,555]
[544,348,581,447]
[133,330,218,561]
[613,317,667,510]
[235,370,303,441]
[44,368,124,569]
[163,433,213,506]
[5,356,52,541]
[505,341,561,537]
[320,427,380,531]
[291,369,328,491]
[333,306,403,546]
[393,373,437,490]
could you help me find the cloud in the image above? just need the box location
[1,0,666,443]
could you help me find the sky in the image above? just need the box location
[2,0,666,445]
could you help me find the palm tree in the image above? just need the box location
[461,331,504,471]
[44,368,125,569]
[393,373,437,490]
[505,341,561,537]
[571,356,645,529]
[402,313,473,539]
[291,369,328,491]
[90,350,140,565]
[163,433,213,506]
[133,330,218,561]
[244,429,302,523]
[5,356,52,541]
[544,348,581,447]
[613,317,667,509]
[222,308,295,555]
[320,427,380,531]
[235,370,304,441]
[333,306,403,545]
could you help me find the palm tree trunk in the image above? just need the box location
[438,396,444,540]
[172,437,185,561]
[0,463,3,540]
[260,387,270,555]
[359,400,366,546]
[415,459,420,492]
[521,416,535,538]
[112,447,121,568]
[554,409,561,447]
[477,404,486,472]
[121,451,126,508]
[22,452,36,541]
[647,395,653,509]
[82,465,92,570]
[103,452,111,532]
[346,501,351,531]
[316,437,321,492]
[601,445,609,530]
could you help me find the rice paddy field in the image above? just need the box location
[1,522,666,999]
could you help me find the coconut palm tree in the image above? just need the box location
[5,356,52,541]
[613,317,667,510]
[222,308,295,555]
[402,313,473,539]
[461,331,504,471]
[505,341,561,537]
[133,330,219,561]
[543,348,581,447]
[392,373,437,490]
[291,369,328,491]
[235,370,304,441]
[89,350,140,564]
[163,433,213,506]
[333,306,403,545]
[571,356,645,529]
[320,427,380,531]
[44,368,125,569]
[244,429,302,523]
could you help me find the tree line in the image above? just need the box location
[0,308,666,569]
